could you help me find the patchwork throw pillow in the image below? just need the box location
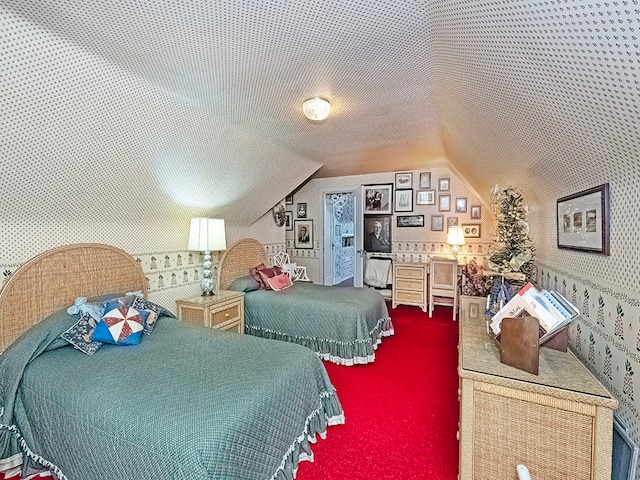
[228,275,261,293]
[266,272,293,291]
[92,303,149,345]
[249,263,268,289]
[258,266,283,290]
[60,312,104,355]
[130,297,171,334]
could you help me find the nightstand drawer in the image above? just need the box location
[395,266,424,279]
[396,278,424,291]
[395,290,424,303]
[211,302,241,327]
[216,320,243,334]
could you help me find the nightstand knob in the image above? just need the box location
[225,313,230,318]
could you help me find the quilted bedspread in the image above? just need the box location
[0,309,343,480]
[244,282,394,365]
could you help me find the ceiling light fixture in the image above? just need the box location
[302,97,331,121]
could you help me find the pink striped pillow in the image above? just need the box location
[266,272,293,291]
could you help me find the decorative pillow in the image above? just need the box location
[266,272,293,291]
[249,263,268,289]
[67,297,106,321]
[60,312,104,355]
[258,266,283,290]
[92,303,149,345]
[228,275,261,293]
[130,297,166,334]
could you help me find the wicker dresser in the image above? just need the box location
[176,290,245,334]
[458,310,618,480]
[392,262,427,312]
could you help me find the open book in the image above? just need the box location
[489,283,579,341]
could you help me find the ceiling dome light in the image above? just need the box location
[302,97,331,121]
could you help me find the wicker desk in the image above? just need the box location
[458,310,617,480]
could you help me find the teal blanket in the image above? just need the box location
[1,308,343,480]
[244,282,393,365]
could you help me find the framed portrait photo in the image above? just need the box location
[394,189,413,212]
[470,205,481,220]
[395,172,413,190]
[296,202,307,218]
[285,194,293,205]
[431,215,444,232]
[294,219,313,249]
[285,211,293,231]
[557,183,610,255]
[455,197,467,213]
[364,184,393,214]
[364,215,392,253]
[397,215,424,227]
[419,172,431,189]
[416,189,435,205]
[438,177,450,191]
[439,194,451,212]
[461,223,481,238]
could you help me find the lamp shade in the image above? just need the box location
[447,226,466,246]
[188,218,226,252]
[302,97,331,121]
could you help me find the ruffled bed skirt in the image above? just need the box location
[246,316,394,366]
[271,390,344,480]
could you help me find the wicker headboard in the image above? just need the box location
[218,238,267,290]
[0,243,147,353]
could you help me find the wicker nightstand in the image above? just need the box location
[176,290,245,334]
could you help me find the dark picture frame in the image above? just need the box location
[470,205,481,220]
[419,172,431,189]
[296,202,307,218]
[447,216,459,228]
[395,172,413,189]
[394,189,413,212]
[416,189,435,205]
[557,183,610,255]
[363,215,392,253]
[455,197,467,213]
[285,194,293,205]
[461,223,481,238]
[397,215,424,227]
[439,194,451,212]
[285,211,293,231]
[294,219,313,249]
[364,183,393,214]
[438,177,450,191]
[431,215,444,232]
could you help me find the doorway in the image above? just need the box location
[322,188,363,287]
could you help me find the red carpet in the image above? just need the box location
[297,305,460,480]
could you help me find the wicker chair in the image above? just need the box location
[428,257,459,320]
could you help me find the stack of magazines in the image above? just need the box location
[489,282,580,342]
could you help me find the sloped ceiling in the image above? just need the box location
[1,0,638,226]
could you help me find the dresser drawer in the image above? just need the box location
[395,290,424,304]
[395,278,424,291]
[211,302,241,327]
[396,266,424,279]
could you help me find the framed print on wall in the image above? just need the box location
[447,216,459,228]
[556,183,610,255]
[364,215,392,253]
[416,189,435,205]
[419,172,431,189]
[439,194,451,212]
[285,194,293,205]
[364,184,393,214]
[294,219,313,249]
[285,211,293,231]
[297,202,307,218]
[397,215,424,227]
[455,197,467,213]
[470,205,481,220]
[461,223,481,238]
[395,189,413,212]
[431,215,444,232]
[438,177,450,191]
[395,172,413,189]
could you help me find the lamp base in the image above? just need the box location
[201,290,215,297]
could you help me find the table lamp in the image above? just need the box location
[447,225,466,258]
[188,218,226,296]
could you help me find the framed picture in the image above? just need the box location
[455,197,467,213]
[395,172,413,189]
[447,216,459,228]
[364,215,392,253]
[470,205,481,220]
[461,223,481,238]
[364,184,393,214]
[419,172,431,189]
[416,189,435,205]
[438,177,450,191]
[397,215,424,227]
[431,215,444,232]
[394,189,413,212]
[294,219,313,249]
[296,202,307,218]
[285,194,293,205]
[439,194,451,212]
[557,183,610,255]
[285,211,293,231]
